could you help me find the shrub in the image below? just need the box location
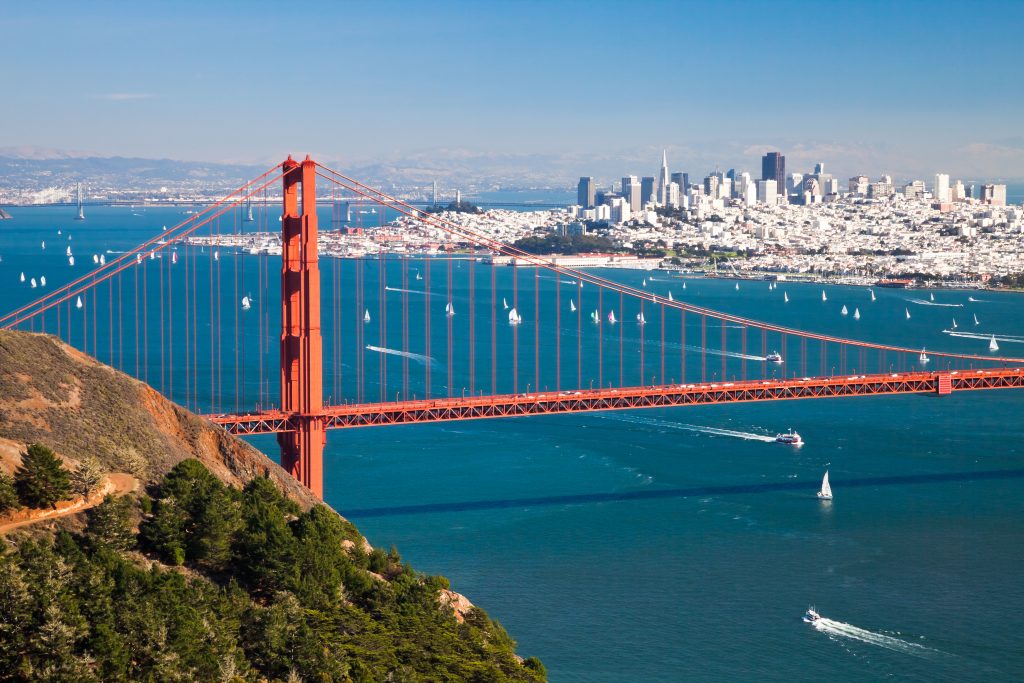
[14,443,72,508]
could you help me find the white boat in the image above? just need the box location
[930,292,935,302]
[989,335,999,352]
[41,241,45,250]
[591,310,600,324]
[415,272,423,281]
[905,308,911,320]
[682,281,687,290]
[608,310,617,325]
[19,272,24,282]
[636,312,646,325]
[668,291,673,301]
[853,308,860,320]
[30,278,36,288]
[783,292,789,303]
[39,276,46,287]
[821,290,827,302]
[570,299,576,312]
[171,252,177,264]
[68,256,75,266]
[803,607,821,623]
[817,470,832,500]
[99,254,106,265]
[136,254,142,264]
[735,282,740,291]
[973,313,980,325]
[766,351,784,364]
[446,301,455,318]
[951,317,957,329]
[503,297,509,310]
[775,429,803,446]
[969,296,979,302]
[92,254,99,264]
[241,296,251,311]
[508,308,522,326]
[213,250,219,262]
[841,305,848,316]
[363,309,371,324]
[66,246,72,256]
[870,289,876,301]
[919,349,930,364]
[643,279,647,287]
[76,296,83,309]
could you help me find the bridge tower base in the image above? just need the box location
[278,156,325,498]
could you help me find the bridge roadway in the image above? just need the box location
[207,367,1024,435]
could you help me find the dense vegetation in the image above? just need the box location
[3,443,74,511]
[424,200,482,215]
[512,232,620,255]
[0,459,545,682]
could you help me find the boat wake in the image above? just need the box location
[905,297,963,308]
[385,286,431,295]
[603,414,777,442]
[812,616,947,660]
[942,330,1024,344]
[365,345,435,366]
[685,344,766,362]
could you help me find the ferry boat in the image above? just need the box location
[803,607,821,623]
[766,351,784,364]
[775,429,803,446]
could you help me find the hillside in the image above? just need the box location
[0,330,545,682]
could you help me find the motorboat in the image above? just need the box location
[775,429,803,446]
[803,607,821,623]
[766,351,784,364]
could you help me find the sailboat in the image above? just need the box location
[668,291,673,301]
[682,281,687,290]
[642,279,647,287]
[608,310,617,324]
[508,308,522,326]
[136,254,142,264]
[735,282,740,291]
[919,348,930,364]
[19,272,24,283]
[76,296,83,309]
[66,245,72,257]
[821,290,827,302]
[241,296,251,311]
[503,297,509,310]
[213,250,220,262]
[74,183,85,221]
[817,471,833,500]
[989,335,999,352]
[930,292,935,302]
[952,317,958,329]
[636,312,646,325]
[973,313,980,326]
[570,299,576,312]
[841,305,848,316]
[870,289,876,301]
[905,308,911,320]
[41,241,45,250]
[853,308,860,320]
[30,278,36,288]
[446,302,455,318]
[415,272,423,281]
[171,252,177,265]
[92,254,99,264]
[99,254,105,265]
[591,310,600,324]
[784,292,789,303]
[39,276,46,287]
[363,309,371,324]
[68,256,75,266]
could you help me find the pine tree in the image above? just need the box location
[70,455,105,498]
[14,444,72,508]
[0,472,20,513]
[84,495,136,552]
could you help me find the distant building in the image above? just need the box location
[868,180,893,199]
[577,177,595,209]
[671,172,689,193]
[979,184,1007,206]
[667,182,680,209]
[658,151,670,205]
[786,173,804,198]
[761,152,785,200]
[621,176,642,212]
[757,179,778,206]
[848,175,869,195]
[610,196,632,223]
[703,174,719,200]
[814,162,825,174]
[641,176,656,206]
[934,173,950,203]
[903,180,926,199]
[951,179,966,202]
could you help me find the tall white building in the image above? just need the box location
[667,181,680,209]
[658,150,670,206]
[622,176,642,212]
[757,179,778,206]
[934,173,950,203]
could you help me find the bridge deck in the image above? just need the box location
[208,367,1024,434]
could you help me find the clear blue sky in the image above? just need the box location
[2,0,1022,180]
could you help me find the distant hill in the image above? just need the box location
[0,330,545,681]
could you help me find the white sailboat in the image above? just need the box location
[821,290,827,302]
[989,335,999,352]
[76,296,83,309]
[68,256,75,266]
[171,252,177,264]
[30,278,37,288]
[784,292,789,303]
[905,308,911,320]
[213,250,220,262]
[643,279,647,287]
[608,310,617,324]
[853,307,860,320]
[636,312,646,325]
[19,272,24,283]
[870,289,876,301]
[668,291,673,301]
[817,471,833,500]
[41,241,45,250]
[99,254,106,265]
[735,282,740,291]
[973,313,980,326]
[508,308,522,326]
[591,310,600,324]
[363,309,371,324]
[39,276,46,287]
[841,305,848,316]
[919,348,930,364]
[503,297,509,310]
[570,299,576,312]
[446,301,455,318]
[92,254,99,264]
[951,317,957,329]
[682,281,687,290]
[241,296,251,311]
[930,292,935,302]
[136,254,142,264]
[415,272,423,281]
[66,245,72,257]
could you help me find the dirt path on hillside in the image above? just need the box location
[0,473,137,534]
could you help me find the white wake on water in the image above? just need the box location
[813,617,946,660]
[365,345,435,365]
[385,286,431,295]
[942,330,1024,344]
[603,414,777,442]
[905,297,963,308]
[684,344,766,362]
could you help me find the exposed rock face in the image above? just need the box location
[0,330,320,509]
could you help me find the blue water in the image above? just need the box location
[3,206,1024,681]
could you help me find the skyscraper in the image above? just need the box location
[670,172,686,192]
[934,173,950,203]
[658,150,670,205]
[641,176,656,205]
[577,177,595,209]
[761,152,785,200]
[622,176,641,212]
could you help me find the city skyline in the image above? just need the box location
[2,1,1023,180]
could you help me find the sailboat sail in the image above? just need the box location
[905,308,911,320]
[363,309,371,324]
[508,308,521,325]
[503,297,509,310]
[241,296,251,311]
[821,290,827,302]
[841,305,848,316]
[668,291,673,301]
[818,471,832,499]
[637,312,646,325]
[784,292,789,303]
[446,302,455,317]
[570,299,576,312]
[591,310,600,324]
[853,307,860,320]
[974,314,980,325]
[607,310,617,324]
[990,335,999,352]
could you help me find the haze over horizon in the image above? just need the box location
[3,0,1023,183]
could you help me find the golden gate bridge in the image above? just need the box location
[3,156,1022,499]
